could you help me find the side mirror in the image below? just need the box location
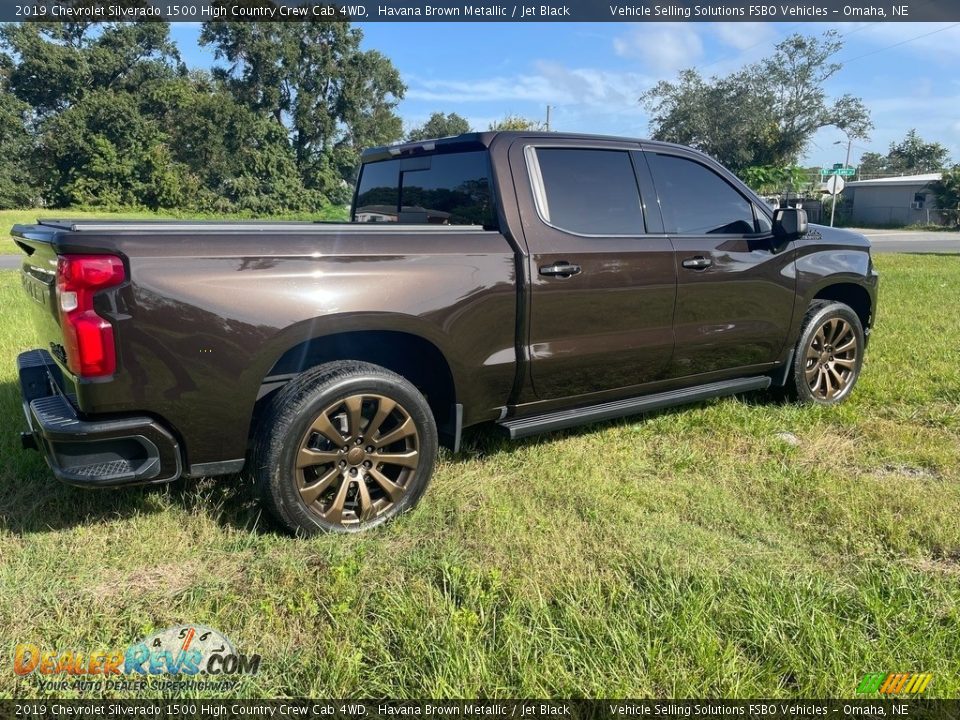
[773,207,808,240]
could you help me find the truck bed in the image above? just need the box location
[30,219,488,234]
[12,217,520,475]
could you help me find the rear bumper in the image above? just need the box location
[17,349,182,487]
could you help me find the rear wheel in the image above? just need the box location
[784,301,865,405]
[252,361,437,535]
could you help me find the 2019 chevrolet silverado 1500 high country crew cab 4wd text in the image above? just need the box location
[13,132,878,535]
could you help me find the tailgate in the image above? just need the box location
[12,223,66,365]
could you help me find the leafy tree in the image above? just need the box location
[141,73,327,214]
[858,129,950,177]
[0,18,403,213]
[930,166,960,227]
[488,114,546,131]
[199,22,405,203]
[740,165,810,195]
[1,21,190,209]
[1,22,182,118]
[0,55,39,208]
[39,90,190,209]
[407,112,471,141]
[641,31,872,173]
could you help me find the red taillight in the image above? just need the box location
[56,254,126,377]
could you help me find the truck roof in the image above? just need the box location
[361,131,683,163]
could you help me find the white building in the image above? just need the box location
[843,173,942,226]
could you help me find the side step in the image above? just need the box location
[498,376,771,439]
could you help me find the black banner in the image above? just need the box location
[5,0,960,22]
[1,701,960,720]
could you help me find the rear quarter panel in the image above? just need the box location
[46,229,517,466]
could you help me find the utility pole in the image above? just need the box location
[829,132,853,228]
[545,105,551,132]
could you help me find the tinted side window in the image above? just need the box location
[533,148,644,235]
[646,153,755,235]
[354,150,496,227]
[354,161,399,221]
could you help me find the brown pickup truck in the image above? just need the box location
[14,132,878,535]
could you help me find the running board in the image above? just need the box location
[498,376,771,439]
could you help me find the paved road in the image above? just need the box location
[0,228,956,271]
[851,228,960,254]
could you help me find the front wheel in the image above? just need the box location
[784,301,865,405]
[252,361,438,535]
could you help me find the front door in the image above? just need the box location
[642,148,797,377]
[510,141,677,401]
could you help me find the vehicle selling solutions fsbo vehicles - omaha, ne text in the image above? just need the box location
[13,132,878,534]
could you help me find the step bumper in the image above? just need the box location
[17,349,182,487]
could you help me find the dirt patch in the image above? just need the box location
[908,547,960,576]
[85,560,214,598]
[876,463,941,480]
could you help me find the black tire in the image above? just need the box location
[251,360,438,535]
[783,300,865,405]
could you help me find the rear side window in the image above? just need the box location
[646,153,755,235]
[353,150,496,228]
[530,148,644,235]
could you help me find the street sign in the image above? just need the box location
[825,175,845,196]
[820,167,856,177]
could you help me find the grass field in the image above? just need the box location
[2,207,350,254]
[0,254,958,699]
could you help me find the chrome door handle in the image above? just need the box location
[682,256,712,270]
[539,262,582,277]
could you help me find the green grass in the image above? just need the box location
[2,207,350,254]
[0,255,958,699]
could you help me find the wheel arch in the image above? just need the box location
[254,325,459,448]
[812,282,874,333]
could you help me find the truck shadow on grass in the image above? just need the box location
[0,378,264,536]
[0,379,777,536]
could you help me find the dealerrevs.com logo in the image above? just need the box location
[13,625,260,693]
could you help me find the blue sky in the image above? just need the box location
[169,21,960,169]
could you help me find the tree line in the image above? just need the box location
[0,22,404,213]
[640,30,958,224]
[2,23,956,224]
[0,21,551,214]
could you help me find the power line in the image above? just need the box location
[835,22,960,64]
[694,23,804,74]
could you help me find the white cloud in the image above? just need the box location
[711,23,776,52]
[611,22,782,80]
[406,64,650,114]
[612,23,704,76]
[406,75,555,104]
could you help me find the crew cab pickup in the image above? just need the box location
[13,132,878,534]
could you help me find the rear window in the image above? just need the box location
[530,148,645,235]
[353,150,497,228]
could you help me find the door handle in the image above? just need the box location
[539,262,582,278]
[682,256,712,270]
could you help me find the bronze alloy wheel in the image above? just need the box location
[803,316,859,400]
[294,393,420,528]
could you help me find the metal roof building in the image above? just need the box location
[843,173,943,226]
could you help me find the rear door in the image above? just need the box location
[642,148,796,377]
[510,139,676,401]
